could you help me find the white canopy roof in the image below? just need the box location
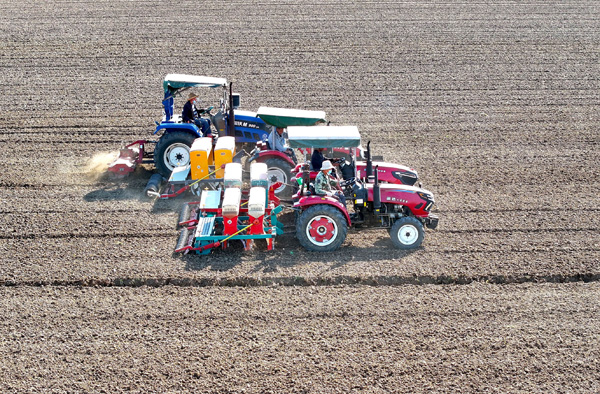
[287,126,361,148]
[164,74,227,89]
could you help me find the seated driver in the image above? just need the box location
[314,160,346,205]
[267,127,297,164]
[310,147,334,171]
[182,93,212,137]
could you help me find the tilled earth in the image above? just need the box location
[1,0,599,392]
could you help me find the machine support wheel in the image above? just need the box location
[389,216,424,249]
[264,157,293,198]
[296,205,348,252]
[154,132,196,177]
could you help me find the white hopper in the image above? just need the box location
[223,162,243,188]
[250,162,268,188]
[248,187,267,219]
[221,188,241,218]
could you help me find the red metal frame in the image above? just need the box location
[107,140,148,176]
[256,150,296,167]
[294,195,352,226]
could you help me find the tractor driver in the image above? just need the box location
[268,126,297,164]
[310,147,334,171]
[182,93,212,137]
[314,160,346,205]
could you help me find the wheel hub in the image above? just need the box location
[307,216,337,245]
[164,143,190,171]
[398,224,418,245]
[267,167,287,193]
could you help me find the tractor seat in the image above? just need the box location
[308,183,325,197]
[161,114,183,124]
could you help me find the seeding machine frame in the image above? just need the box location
[174,162,285,255]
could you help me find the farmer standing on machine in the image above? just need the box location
[268,127,297,164]
[182,92,212,137]
[315,160,346,205]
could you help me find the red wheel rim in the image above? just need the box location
[306,215,338,246]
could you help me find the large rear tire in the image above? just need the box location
[265,157,294,199]
[390,216,424,249]
[154,132,196,177]
[296,205,348,252]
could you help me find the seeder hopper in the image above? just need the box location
[143,135,248,199]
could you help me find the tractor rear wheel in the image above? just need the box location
[389,216,424,249]
[154,132,196,177]
[296,205,348,252]
[265,157,293,199]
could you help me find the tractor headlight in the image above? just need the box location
[417,191,434,202]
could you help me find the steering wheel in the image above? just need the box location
[340,177,356,189]
[198,105,214,115]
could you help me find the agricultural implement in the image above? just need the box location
[175,162,284,255]
[143,135,248,199]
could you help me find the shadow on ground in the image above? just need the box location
[83,167,154,202]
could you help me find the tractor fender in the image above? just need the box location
[294,196,351,226]
[153,123,202,138]
[255,150,295,167]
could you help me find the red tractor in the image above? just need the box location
[287,126,438,251]
[249,107,419,199]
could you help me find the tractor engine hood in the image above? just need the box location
[357,161,418,186]
[365,184,435,216]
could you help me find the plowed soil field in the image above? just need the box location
[1,0,599,392]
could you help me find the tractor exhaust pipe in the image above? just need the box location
[365,141,373,179]
[227,82,235,137]
[373,165,381,212]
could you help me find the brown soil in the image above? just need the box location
[0,0,599,392]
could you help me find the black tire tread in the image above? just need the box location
[296,204,348,252]
[389,216,424,250]
[154,132,197,177]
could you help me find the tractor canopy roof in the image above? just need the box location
[163,74,227,96]
[287,126,361,149]
[256,107,326,128]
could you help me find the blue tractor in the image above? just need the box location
[154,74,274,176]
[129,74,273,177]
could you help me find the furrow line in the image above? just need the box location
[435,207,600,214]
[2,273,600,289]
[432,247,600,254]
[439,227,599,234]
[0,208,159,215]
[0,232,173,240]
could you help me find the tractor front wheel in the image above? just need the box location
[296,205,348,252]
[154,132,196,177]
[389,216,424,249]
[265,157,293,199]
